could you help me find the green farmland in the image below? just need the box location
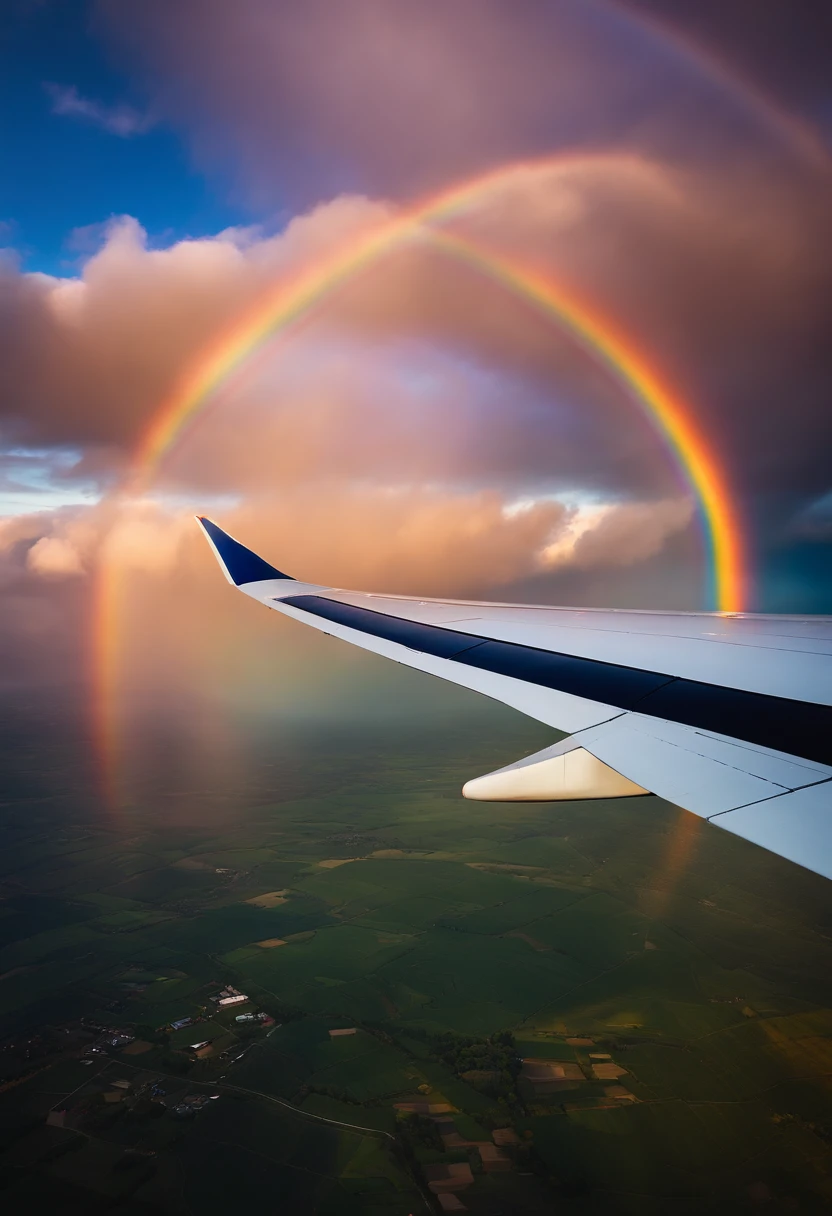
[1,701,832,1213]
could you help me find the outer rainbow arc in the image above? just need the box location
[97,152,747,812]
[600,0,832,177]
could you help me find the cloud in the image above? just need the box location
[1,150,829,511]
[0,196,395,454]
[45,82,154,138]
[27,535,85,576]
[541,498,694,570]
[1,488,693,596]
[95,0,829,207]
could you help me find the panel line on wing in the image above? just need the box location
[706,776,832,821]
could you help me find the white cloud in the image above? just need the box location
[45,83,154,138]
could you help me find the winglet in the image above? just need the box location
[196,516,293,586]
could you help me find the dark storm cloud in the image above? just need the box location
[95,0,830,207]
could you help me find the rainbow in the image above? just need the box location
[128,152,745,611]
[133,154,635,480]
[97,153,748,810]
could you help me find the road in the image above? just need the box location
[112,1058,435,1213]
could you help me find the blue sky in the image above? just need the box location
[0,0,247,275]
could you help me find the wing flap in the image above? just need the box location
[712,781,832,878]
[574,716,796,816]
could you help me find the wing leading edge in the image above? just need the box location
[196,517,832,880]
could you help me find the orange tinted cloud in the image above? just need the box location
[1,489,692,597]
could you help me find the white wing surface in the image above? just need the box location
[197,517,832,880]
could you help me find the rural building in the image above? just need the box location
[328,1027,356,1037]
[218,994,247,1007]
[213,986,244,1001]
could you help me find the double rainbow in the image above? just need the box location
[130,152,745,611]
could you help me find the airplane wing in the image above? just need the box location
[197,517,832,880]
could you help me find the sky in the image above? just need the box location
[0,0,830,808]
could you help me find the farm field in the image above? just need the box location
[1,696,832,1213]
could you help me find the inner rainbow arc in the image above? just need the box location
[426,228,744,614]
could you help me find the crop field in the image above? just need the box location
[1,702,832,1212]
[447,884,590,934]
